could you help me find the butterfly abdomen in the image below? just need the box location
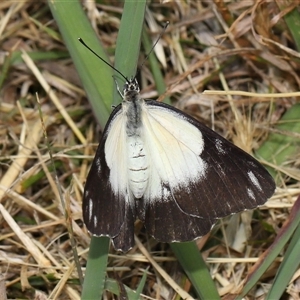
[127,135,149,198]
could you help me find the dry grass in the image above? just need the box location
[1,1,300,299]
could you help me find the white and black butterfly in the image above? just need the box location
[82,70,275,252]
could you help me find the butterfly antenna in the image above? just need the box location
[78,38,128,82]
[136,21,169,76]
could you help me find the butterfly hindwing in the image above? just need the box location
[136,184,216,243]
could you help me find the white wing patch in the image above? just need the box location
[105,110,129,196]
[247,188,255,200]
[93,215,98,227]
[104,102,207,202]
[247,171,262,191]
[142,103,207,201]
[88,197,93,221]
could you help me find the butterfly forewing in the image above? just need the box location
[145,101,275,217]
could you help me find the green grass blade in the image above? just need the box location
[81,237,110,299]
[230,93,300,297]
[277,1,300,51]
[48,0,113,129]
[29,16,61,41]
[141,26,171,105]
[112,1,146,105]
[255,103,300,183]
[265,196,300,299]
[134,269,148,300]
[237,196,300,298]
[171,242,220,299]
[10,50,69,65]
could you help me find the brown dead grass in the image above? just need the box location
[0,1,300,299]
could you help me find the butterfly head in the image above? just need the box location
[123,77,140,99]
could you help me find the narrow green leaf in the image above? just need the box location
[237,196,300,298]
[113,1,146,105]
[29,16,61,41]
[141,25,171,105]
[265,196,300,299]
[81,237,110,300]
[48,0,112,129]
[255,103,300,184]
[134,268,148,300]
[170,242,220,299]
[277,1,300,51]
[10,51,69,65]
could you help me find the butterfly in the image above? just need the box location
[82,73,275,252]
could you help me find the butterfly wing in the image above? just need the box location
[137,100,275,243]
[82,105,135,252]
